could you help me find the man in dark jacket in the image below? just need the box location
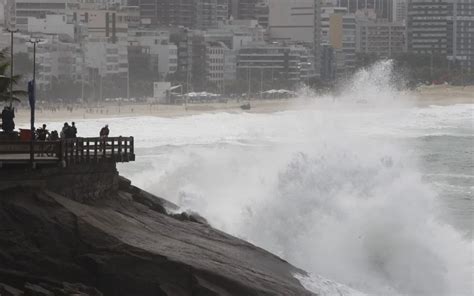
[71,122,78,138]
[100,124,109,138]
[36,124,50,141]
[1,106,15,133]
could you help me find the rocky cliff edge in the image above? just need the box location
[0,163,314,296]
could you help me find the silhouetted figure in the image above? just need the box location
[71,122,77,138]
[36,124,50,156]
[61,122,70,139]
[100,125,109,139]
[1,106,15,133]
[36,124,50,141]
[49,130,59,141]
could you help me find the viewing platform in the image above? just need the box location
[0,137,135,168]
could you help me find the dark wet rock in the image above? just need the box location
[24,283,54,296]
[0,283,23,296]
[0,280,103,296]
[132,190,167,214]
[0,165,314,296]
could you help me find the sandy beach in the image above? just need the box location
[412,84,474,106]
[13,84,473,125]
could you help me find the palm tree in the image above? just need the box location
[0,48,26,105]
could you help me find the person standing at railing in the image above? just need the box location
[100,124,110,153]
[71,122,77,138]
[60,123,70,139]
[1,106,15,133]
[100,125,109,139]
[36,124,50,157]
[49,130,59,141]
[36,124,49,141]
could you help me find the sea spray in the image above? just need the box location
[44,62,472,295]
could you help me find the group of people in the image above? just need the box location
[32,123,110,157]
[61,122,78,139]
[35,122,110,141]
[36,124,58,141]
[35,122,77,141]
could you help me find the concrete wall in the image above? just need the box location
[0,162,119,203]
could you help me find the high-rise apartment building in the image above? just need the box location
[217,0,229,22]
[195,0,218,29]
[407,0,452,55]
[407,0,473,71]
[328,0,394,21]
[136,0,220,29]
[229,0,268,27]
[314,0,322,79]
[356,19,406,57]
[170,28,196,90]
[392,0,407,23]
[230,0,254,19]
[316,1,357,80]
[205,41,228,88]
[14,0,79,31]
[255,0,268,27]
[322,0,394,21]
[268,0,315,43]
[237,44,312,86]
[451,0,473,71]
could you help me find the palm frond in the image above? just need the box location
[12,90,27,96]
[0,48,8,61]
[0,94,21,102]
[0,62,9,75]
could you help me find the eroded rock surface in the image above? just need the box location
[0,167,314,296]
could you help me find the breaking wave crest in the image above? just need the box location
[116,61,472,295]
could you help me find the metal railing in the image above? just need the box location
[0,137,135,166]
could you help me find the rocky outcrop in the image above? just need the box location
[0,165,314,296]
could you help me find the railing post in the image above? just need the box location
[103,138,107,159]
[111,138,115,159]
[58,140,63,164]
[71,140,75,164]
[94,139,98,162]
[118,136,122,161]
[87,140,90,162]
[130,137,134,156]
[75,138,79,163]
[64,140,69,166]
[80,138,84,163]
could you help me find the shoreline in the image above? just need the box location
[14,85,474,125]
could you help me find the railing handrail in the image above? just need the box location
[0,136,135,166]
[63,136,134,143]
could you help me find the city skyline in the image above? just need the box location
[0,0,472,101]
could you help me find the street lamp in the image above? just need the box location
[27,38,43,168]
[6,28,19,106]
[247,66,251,101]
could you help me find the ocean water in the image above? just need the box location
[44,62,473,296]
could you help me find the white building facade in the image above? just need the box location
[268,0,314,43]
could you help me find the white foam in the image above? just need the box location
[57,61,473,295]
